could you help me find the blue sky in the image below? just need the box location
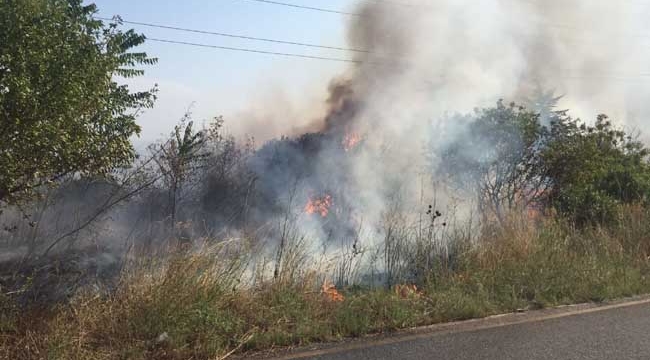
[92,0,356,144]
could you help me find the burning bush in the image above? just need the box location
[342,132,362,152]
[305,195,333,218]
[394,284,421,299]
[321,279,344,302]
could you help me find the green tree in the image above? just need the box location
[439,100,650,227]
[0,0,157,205]
[152,114,207,237]
[542,115,650,225]
[439,100,549,223]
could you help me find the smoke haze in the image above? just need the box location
[241,0,650,143]
[248,0,650,224]
[5,0,650,294]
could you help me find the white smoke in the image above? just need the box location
[238,0,650,242]
[315,0,650,216]
[345,0,649,135]
[8,0,650,286]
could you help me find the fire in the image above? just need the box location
[321,279,344,302]
[305,195,332,217]
[342,132,362,152]
[394,284,422,299]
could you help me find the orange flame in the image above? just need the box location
[321,279,344,302]
[305,195,332,217]
[342,132,362,152]
[394,284,422,299]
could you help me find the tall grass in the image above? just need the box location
[3,206,650,359]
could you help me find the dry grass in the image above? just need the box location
[3,207,650,359]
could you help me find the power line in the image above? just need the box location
[141,37,650,82]
[98,6,650,57]
[95,16,370,53]
[236,0,650,42]
[236,0,361,16]
[143,38,650,81]
[146,37,364,63]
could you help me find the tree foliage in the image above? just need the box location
[0,0,157,205]
[542,115,650,225]
[439,100,549,223]
[439,100,650,226]
[151,113,207,235]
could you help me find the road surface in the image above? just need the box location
[267,297,650,360]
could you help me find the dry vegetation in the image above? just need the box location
[6,2,650,360]
[3,205,650,360]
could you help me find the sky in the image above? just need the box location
[90,0,650,148]
[92,0,356,145]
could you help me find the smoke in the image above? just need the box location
[238,0,650,243]
[341,0,648,131]
[290,0,650,203]
[5,0,650,297]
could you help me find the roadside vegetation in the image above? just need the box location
[3,208,650,360]
[4,1,650,360]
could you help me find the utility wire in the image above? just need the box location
[236,0,361,16]
[95,16,370,53]
[96,8,650,73]
[236,0,648,42]
[146,37,364,63]
[139,38,650,81]
[146,37,650,80]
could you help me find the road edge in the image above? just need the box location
[243,294,650,359]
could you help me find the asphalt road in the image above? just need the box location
[270,298,650,360]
